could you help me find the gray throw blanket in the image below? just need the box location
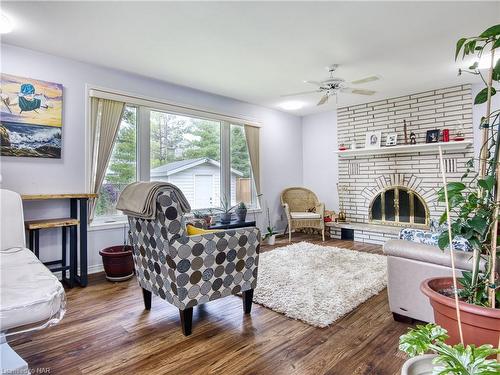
[116,181,191,220]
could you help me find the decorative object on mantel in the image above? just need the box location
[364,131,381,149]
[1,73,63,158]
[425,129,439,143]
[409,131,417,144]
[403,119,409,144]
[442,128,450,142]
[338,143,348,151]
[350,140,357,150]
[252,242,387,327]
[453,125,465,141]
[385,133,398,146]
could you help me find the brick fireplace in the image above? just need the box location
[328,85,474,244]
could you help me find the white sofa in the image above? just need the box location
[383,239,483,323]
[0,189,66,373]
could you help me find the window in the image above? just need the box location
[149,110,221,209]
[94,100,258,221]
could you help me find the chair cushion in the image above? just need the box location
[0,247,65,332]
[290,212,321,219]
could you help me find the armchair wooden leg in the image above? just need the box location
[322,228,325,242]
[142,288,152,310]
[289,230,292,243]
[180,308,193,336]
[242,289,254,314]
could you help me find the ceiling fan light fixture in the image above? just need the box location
[278,101,304,110]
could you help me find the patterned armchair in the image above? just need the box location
[281,187,325,242]
[127,189,260,336]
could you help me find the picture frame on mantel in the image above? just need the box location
[386,133,398,146]
[365,131,381,149]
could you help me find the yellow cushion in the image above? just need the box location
[186,224,221,236]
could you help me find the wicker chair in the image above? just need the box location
[126,189,260,336]
[281,187,325,242]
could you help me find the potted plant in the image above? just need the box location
[214,196,237,224]
[399,323,500,375]
[99,226,135,282]
[235,202,247,222]
[263,205,278,245]
[420,24,500,347]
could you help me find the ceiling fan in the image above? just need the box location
[281,65,379,106]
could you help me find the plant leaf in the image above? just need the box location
[493,37,500,50]
[475,87,497,104]
[455,38,467,60]
[480,24,500,38]
[438,232,450,250]
[478,175,495,191]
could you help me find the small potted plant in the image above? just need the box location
[263,206,277,245]
[399,323,500,375]
[214,196,237,224]
[235,202,247,222]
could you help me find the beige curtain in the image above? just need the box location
[244,125,261,197]
[88,97,126,222]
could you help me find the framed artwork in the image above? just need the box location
[365,131,381,149]
[425,129,439,143]
[386,133,398,146]
[1,73,63,158]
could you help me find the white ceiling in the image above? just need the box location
[1,1,499,116]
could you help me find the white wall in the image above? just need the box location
[0,44,302,272]
[301,109,339,211]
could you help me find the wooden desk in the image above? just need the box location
[21,193,97,287]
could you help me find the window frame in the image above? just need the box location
[86,85,261,225]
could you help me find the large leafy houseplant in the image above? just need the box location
[399,324,500,375]
[437,24,500,309]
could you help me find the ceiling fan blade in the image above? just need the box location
[280,90,321,98]
[342,87,376,95]
[304,80,323,86]
[350,75,380,85]
[317,94,329,106]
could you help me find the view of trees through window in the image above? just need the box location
[96,105,256,219]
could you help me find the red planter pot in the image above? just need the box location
[99,245,135,282]
[421,277,500,346]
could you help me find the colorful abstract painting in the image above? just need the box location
[0,73,63,158]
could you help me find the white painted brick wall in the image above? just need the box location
[334,85,474,243]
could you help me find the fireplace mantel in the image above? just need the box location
[335,140,472,158]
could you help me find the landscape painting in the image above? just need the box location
[0,73,63,158]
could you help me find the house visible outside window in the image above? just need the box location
[93,99,258,222]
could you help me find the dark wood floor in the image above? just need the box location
[10,234,413,375]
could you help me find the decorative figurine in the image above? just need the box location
[410,132,417,144]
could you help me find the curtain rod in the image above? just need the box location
[87,85,261,128]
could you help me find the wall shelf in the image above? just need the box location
[334,140,472,158]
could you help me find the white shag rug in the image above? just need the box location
[253,242,387,327]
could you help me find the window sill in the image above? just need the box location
[89,208,262,232]
[89,218,128,232]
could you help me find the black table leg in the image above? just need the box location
[28,230,34,253]
[61,227,67,283]
[69,224,77,288]
[79,198,88,287]
[34,229,40,258]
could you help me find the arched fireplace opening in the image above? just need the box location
[369,186,429,227]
